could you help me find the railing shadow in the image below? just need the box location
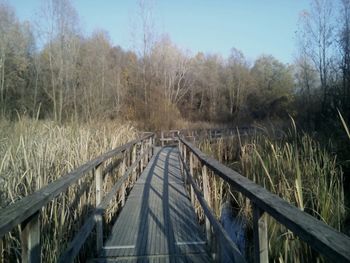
[133,147,176,257]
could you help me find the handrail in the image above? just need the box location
[178,136,350,263]
[0,133,154,262]
[0,133,153,238]
[178,152,245,263]
[59,146,153,262]
[159,127,256,146]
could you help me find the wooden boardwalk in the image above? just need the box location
[2,132,350,263]
[92,147,211,263]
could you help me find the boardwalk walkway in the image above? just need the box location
[92,147,211,263]
[2,132,349,262]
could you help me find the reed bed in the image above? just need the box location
[198,124,346,262]
[0,117,137,262]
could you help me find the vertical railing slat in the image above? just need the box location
[183,145,187,185]
[140,141,144,173]
[132,145,137,182]
[253,204,268,263]
[95,164,103,251]
[148,137,152,161]
[120,153,127,206]
[21,211,40,263]
[161,131,164,147]
[202,165,212,247]
[0,237,3,263]
[189,152,195,205]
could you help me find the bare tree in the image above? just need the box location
[299,0,335,111]
[295,54,319,125]
[0,2,33,116]
[38,0,81,122]
[225,48,252,117]
[339,0,350,112]
[78,31,126,121]
[151,36,191,104]
[135,0,156,119]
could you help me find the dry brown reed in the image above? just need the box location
[0,117,137,262]
[198,124,346,262]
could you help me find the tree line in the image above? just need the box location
[0,0,349,130]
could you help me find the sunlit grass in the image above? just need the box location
[0,117,137,262]
[198,124,346,262]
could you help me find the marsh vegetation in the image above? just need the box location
[0,0,350,262]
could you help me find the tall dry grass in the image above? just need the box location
[0,117,137,262]
[198,123,346,262]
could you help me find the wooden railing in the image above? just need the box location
[159,127,257,146]
[178,136,350,263]
[0,133,155,263]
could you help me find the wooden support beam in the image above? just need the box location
[95,164,103,251]
[21,211,40,263]
[202,165,212,247]
[253,204,268,263]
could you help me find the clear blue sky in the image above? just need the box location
[9,0,311,64]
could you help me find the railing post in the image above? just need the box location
[95,164,103,251]
[183,145,187,185]
[132,145,137,182]
[120,153,127,207]
[253,204,268,263]
[21,211,40,263]
[148,136,152,161]
[140,141,144,173]
[0,238,3,263]
[189,152,195,205]
[202,165,212,247]
[161,131,164,147]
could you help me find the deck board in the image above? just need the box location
[96,147,210,262]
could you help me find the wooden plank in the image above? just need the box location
[89,253,211,263]
[253,204,268,263]
[179,137,350,263]
[21,211,40,263]
[0,134,154,239]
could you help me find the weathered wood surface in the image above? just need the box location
[98,147,210,262]
[178,152,245,263]
[179,137,350,263]
[253,205,268,263]
[20,212,40,263]
[58,147,153,263]
[0,134,153,239]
